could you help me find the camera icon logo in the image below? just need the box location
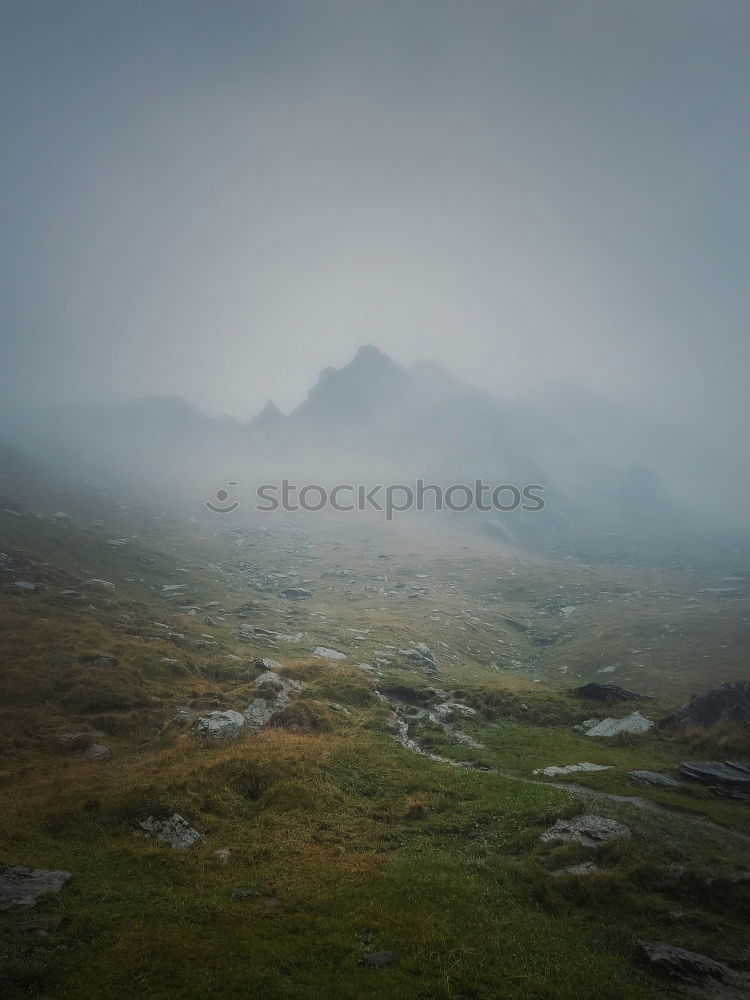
[205,481,240,513]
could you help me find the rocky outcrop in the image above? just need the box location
[398,643,436,673]
[678,761,750,792]
[669,682,750,729]
[574,682,644,701]
[244,671,305,730]
[637,940,750,999]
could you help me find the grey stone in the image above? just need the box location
[238,624,302,645]
[196,710,245,742]
[678,760,750,792]
[313,646,347,659]
[574,682,644,701]
[670,682,750,729]
[534,762,611,777]
[251,657,281,671]
[244,697,273,730]
[584,712,653,737]
[362,951,399,969]
[637,940,750,998]
[139,814,202,849]
[629,770,682,789]
[540,814,631,848]
[0,863,72,911]
[281,587,311,599]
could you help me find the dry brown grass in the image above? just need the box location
[675,720,750,758]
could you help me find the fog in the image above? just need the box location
[1,2,749,547]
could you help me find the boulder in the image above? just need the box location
[0,863,71,910]
[540,814,631,848]
[139,814,202,849]
[280,587,311,599]
[196,710,245,742]
[669,682,750,728]
[574,682,644,701]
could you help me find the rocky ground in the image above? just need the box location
[1,489,749,999]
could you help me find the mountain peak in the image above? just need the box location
[350,344,395,368]
[248,399,286,430]
[291,346,407,426]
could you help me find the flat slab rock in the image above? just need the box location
[0,863,72,911]
[312,646,347,660]
[540,814,631,848]
[679,761,750,792]
[139,814,203,849]
[638,940,750,999]
[534,762,611,778]
[581,711,654,737]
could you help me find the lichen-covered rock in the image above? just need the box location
[0,863,72,911]
[583,711,653,737]
[196,710,245,742]
[139,814,202,849]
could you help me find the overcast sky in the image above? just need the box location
[1,1,748,446]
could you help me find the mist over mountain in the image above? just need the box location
[3,345,746,564]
